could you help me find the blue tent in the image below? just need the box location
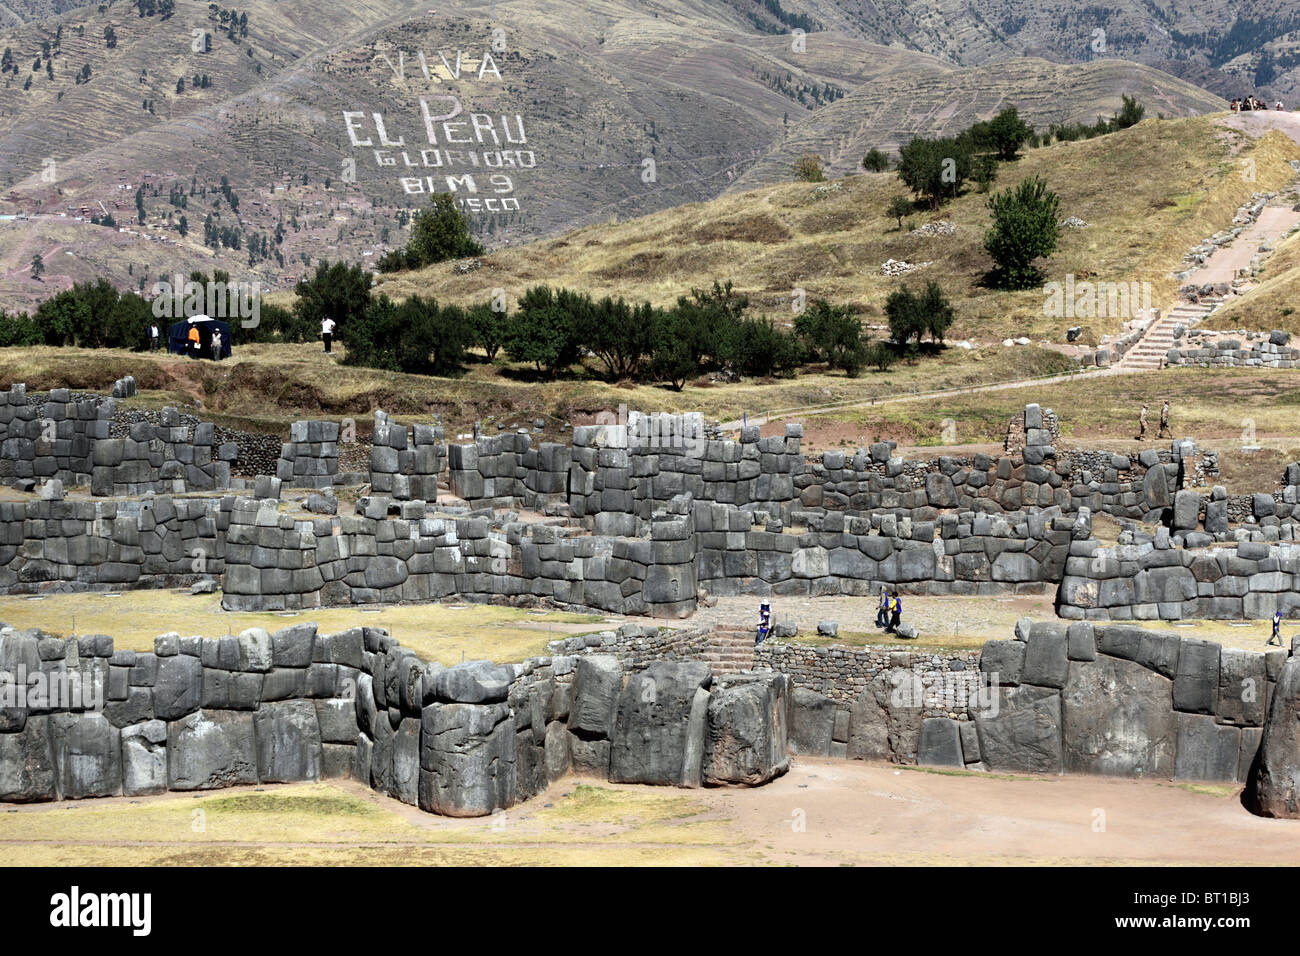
[168,315,232,359]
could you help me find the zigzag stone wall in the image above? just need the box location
[0,620,791,812]
[0,496,226,592]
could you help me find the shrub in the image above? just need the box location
[983,175,1061,289]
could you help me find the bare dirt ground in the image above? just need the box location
[711,758,1294,866]
[2,761,1290,867]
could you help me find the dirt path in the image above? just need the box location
[712,757,1294,866]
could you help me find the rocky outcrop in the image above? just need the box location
[1249,657,1300,818]
[702,673,790,785]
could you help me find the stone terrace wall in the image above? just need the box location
[0,621,791,812]
[0,496,226,592]
[1167,329,1298,368]
[1058,537,1300,621]
[219,494,699,618]
[696,501,1075,597]
[0,382,235,495]
[916,621,1289,784]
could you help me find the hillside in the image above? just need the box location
[735,57,1224,185]
[0,0,1234,312]
[376,114,1300,344]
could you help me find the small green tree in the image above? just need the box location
[862,148,890,173]
[503,286,582,377]
[886,195,912,230]
[1113,94,1144,130]
[972,154,999,193]
[885,281,953,347]
[794,299,866,374]
[983,175,1061,289]
[649,308,699,390]
[793,154,825,183]
[30,253,44,279]
[468,302,505,361]
[983,105,1032,161]
[896,136,972,207]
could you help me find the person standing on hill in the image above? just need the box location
[1135,403,1149,441]
[321,317,336,354]
[187,323,201,359]
[211,328,223,362]
[1158,399,1172,439]
[148,321,160,352]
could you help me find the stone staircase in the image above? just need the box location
[1117,300,1217,370]
[701,627,757,675]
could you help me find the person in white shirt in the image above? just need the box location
[321,317,336,353]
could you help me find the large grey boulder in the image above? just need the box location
[1174,713,1240,782]
[847,669,923,763]
[567,655,622,738]
[419,702,516,817]
[917,717,963,767]
[789,687,835,756]
[167,709,258,790]
[50,712,121,799]
[0,716,56,802]
[702,673,790,785]
[1249,657,1300,818]
[391,717,420,805]
[153,654,202,720]
[974,685,1063,774]
[253,700,322,783]
[1061,655,1175,777]
[121,720,168,795]
[1173,639,1220,714]
[608,661,713,786]
[425,660,512,704]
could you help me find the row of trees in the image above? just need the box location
[288,260,957,384]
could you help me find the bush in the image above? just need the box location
[896,135,972,207]
[468,302,505,360]
[983,175,1061,289]
[503,286,583,376]
[794,299,866,374]
[294,260,373,346]
[862,148,890,172]
[378,194,483,272]
[341,294,470,375]
[885,281,954,347]
[724,317,802,377]
[0,310,41,347]
[793,154,825,183]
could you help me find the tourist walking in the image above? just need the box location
[1135,403,1148,441]
[875,590,891,628]
[886,593,902,634]
[321,316,336,354]
[1157,399,1172,438]
[755,600,772,647]
[1269,610,1284,647]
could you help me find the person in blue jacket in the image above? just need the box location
[756,601,772,646]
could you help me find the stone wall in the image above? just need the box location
[0,382,235,496]
[917,621,1288,785]
[1058,537,1300,621]
[0,621,790,812]
[0,496,226,592]
[1167,329,1298,368]
[219,495,699,618]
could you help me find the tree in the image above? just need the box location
[972,154,999,193]
[648,308,698,390]
[176,77,184,92]
[578,294,655,381]
[983,175,1061,289]
[468,302,505,360]
[793,154,825,183]
[723,317,801,378]
[886,195,912,230]
[293,260,373,346]
[862,148,890,173]
[896,135,972,207]
[380,194,483,271]
[503,286,582,376]
[885,281,953,347]
[794,299,867,374]
[980,106,1032,161]
[1113,94,1145,130]
[30,254,44,280]
[104,26,117,48]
